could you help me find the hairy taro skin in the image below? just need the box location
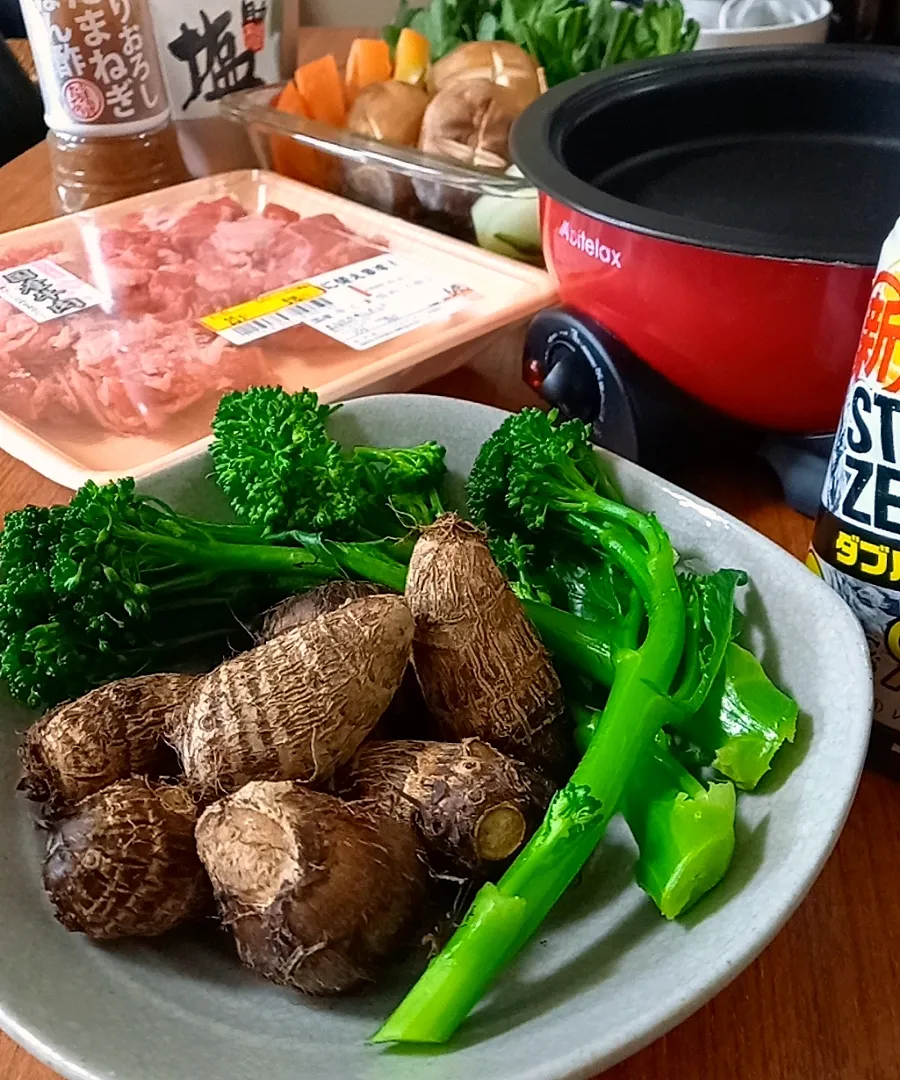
[195,782,427,995]
[42,777,210,940]
[258,581,386,642]
[19,673,195,814]
[405,515,568,776]
[170,595,416,801]
[259,582,431,741]
[337,738,555,872]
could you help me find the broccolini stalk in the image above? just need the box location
[477,413,794,786]
[573,710,736,919]
[372,506,685,1044]
[519,577,795,791]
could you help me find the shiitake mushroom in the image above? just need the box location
[343,81,431,217]
[427,42,542,114]
[414,79,523,221]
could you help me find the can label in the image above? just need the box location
[813,222,900,731]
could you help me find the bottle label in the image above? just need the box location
[23,0,170,136]
[813,228,900,730]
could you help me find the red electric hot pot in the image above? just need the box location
[511,47,900,441]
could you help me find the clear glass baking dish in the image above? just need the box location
[220,84,541,256]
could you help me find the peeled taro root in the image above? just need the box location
[195,782,427,995]
[42,777,210,940]
[259,583,431,740]
[336,738,555,873]
[414,79,523,222]
[170,594,415,800]
[405,514,568,777]
[19,673,195,815]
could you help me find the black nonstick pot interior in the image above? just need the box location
[511,46,900,263]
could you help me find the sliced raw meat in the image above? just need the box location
[0,197,389,435]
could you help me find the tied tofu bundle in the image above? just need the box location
[5,387,796,1042]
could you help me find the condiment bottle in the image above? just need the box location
[19,0,189,213]
[810,212,900,771]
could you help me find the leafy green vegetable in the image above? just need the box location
[676,641,798,790]
[384,0,698,83]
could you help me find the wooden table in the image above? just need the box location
[1,77,898,1080]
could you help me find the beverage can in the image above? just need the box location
[811,213,900,744]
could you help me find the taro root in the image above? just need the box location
[405,515,567,776]
[259,582,431,741]
[343,82,431,217]
[337,738,555,873]
[171,594,415,800]
[42,777,210,940]
[195,782,427,995]
[19,673,195,814]
[414,80,522,220]
[258,580,384,640]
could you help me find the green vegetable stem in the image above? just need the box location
[675,641,798,791]
[0,484,409,710]
[476,411,797,791]
[573,711,736,919]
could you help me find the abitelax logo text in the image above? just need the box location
[558,220,622,267]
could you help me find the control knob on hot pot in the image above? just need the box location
[524,308,722,470]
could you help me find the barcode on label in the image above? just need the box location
[228,309,295,338]
[224,297,336,342]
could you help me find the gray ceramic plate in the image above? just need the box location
[0,395,873,1080]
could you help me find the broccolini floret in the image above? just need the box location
[211,387,446,538]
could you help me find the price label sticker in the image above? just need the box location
[200,255,476,349]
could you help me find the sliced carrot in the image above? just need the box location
[393,27,430,86]
[270,78,337,191]
[274,78,305,114]
[294,54,346,128]
[345,38,393,105]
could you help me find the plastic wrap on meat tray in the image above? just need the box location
[0,170,557,489]
[0,198,384,436]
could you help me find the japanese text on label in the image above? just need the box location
[200,253,477,350]
[0,259,101,323]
